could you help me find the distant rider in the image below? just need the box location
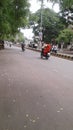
[21,41,25,51]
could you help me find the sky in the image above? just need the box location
[21,0,60,40]
[29,0,59,13]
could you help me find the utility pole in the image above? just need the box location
[39,0,43,49]
[40,0,43,29]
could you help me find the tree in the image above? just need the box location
[0,0,30,39]
[0,0,11,39]
[17,32,25,43]
[56,28,73,47]
[9,0,30,33]
[29,8,65,42]
[58,0,73,25]
[38,0,73,25]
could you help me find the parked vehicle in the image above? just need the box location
[28,42,38,49]
[33,43,38,49]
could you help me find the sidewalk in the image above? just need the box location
[59,49,73,55]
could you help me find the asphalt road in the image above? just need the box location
[0,45,73,130]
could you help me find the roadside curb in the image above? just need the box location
[51,53,73,61]
[27,47,73,61]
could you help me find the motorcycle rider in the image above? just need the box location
[41,42,51,59]
[41,42,46,54]
[41,42,51,55]
[21,41,25,51]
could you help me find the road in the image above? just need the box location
[0,45,73,130]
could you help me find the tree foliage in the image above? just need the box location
[33,0,73,44]
[38,0,73,25]
[58,0,73,25]
[29,8,65,42]
[56,28,73,47]
[0,0,30,39]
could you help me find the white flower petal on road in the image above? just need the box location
[13,99,16,103]
[29,118,35,123]
[60,108,63,111]
[26,114,29,117]
[53,69,58,73]
[37,117,39,120]
[29,119,32,122]
[8,114,11,118]
[57,111,60,113]
[32,120,36,123]
[43,104,46,108]
[24,125,27,128]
